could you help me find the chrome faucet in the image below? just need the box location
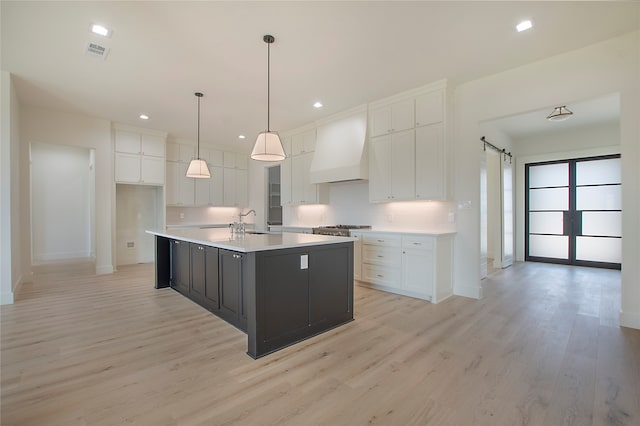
[238,209,256,223]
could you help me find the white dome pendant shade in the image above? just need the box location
[251,35,286,162]
[186,92,211,178]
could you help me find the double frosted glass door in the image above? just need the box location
[525,155,621,269]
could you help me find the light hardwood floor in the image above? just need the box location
[2,261,639,425]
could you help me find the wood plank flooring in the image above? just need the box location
[2,261,639,425]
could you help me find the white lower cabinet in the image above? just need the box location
[357,232,453,303]
[351,232,363,281]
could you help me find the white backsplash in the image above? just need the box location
[166,206,244,226]
[283,181,456,232]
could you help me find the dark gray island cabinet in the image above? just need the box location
[149,229,354,358]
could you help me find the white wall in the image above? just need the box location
[512,121,621,262]
[1,71,21,304]
[116,184,162,266]
[166,206,242,227]
[30,142,94,262]
[452,31,640,329]
[21,105,114,274]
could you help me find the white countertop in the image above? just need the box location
[147,228,353,253]
[354,228,456,236]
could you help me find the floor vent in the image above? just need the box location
[85,42,109,60]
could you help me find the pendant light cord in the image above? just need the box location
[195,92,203,159]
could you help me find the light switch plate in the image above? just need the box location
[300,254,308,269]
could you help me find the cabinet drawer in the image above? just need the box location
[362,264,401,288]
[362,245,401,266]
[402,236,434,250]
[362,234,401,247]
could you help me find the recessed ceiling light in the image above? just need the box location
[313,102,323,108]
[516,20,533,32]
[238,135,246,139]
[139,114,149,120]
[91,24,112,38]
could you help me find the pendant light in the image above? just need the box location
[186,92,211,178]
[546,105,573,122]
[251,34,286,162]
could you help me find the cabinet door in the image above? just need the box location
[291,130,315,155]
[141,134,165,157]
[204,247,219,309]
[115,130,141,154]
[209,149,224,167]
[369,135,392,202]
[369,106,392,137]
[141,156,165,184]
[280,157,292,206]
[115,152,141,183]
[402,248,434,299]
[291,155,306,204]
[219,250,246,328]
[170,240,190,295]
[415,89,444,127]
[210,166,224,206]
[391,130,415,200]
[235,154,249,170]
[236,169,248,207]
[281,136,292,158]
[194,176,210,205]
[415,123,444,200]
[166,162,179,205]
[190,244,206,302]
[177,163,195,205]
[391,99,415,133]
[223,168,237,207]
[301,153,317,204]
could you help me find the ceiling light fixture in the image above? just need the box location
[238,135,246,139]
[139,114,149,120]
[516,20,533,32]
[186,92,211,178]
[313,101,323,108]
[91,24,111,37]
[546,105,573,122]
[251,34,286,162]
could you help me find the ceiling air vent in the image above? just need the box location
[85,41,109,60]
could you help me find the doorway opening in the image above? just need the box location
[30,142,96,265]
[525,154,621,269]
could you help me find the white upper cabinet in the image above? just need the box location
[114,127,166,185]
[415,123,445,200]
[291,129,316,156]
[369,98,414,137]
[290,152,328,205]
[415,89,444,127]
[369,130,415,202]
[223,151,236,168]
[280,157,292,206]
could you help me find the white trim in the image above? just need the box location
[0,290,14,305]
[620,310,640,330]
[96,264,114,275]
[368,79,448,109]
[33,251,93,262]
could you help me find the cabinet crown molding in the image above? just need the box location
[367,78,448,110]
[112,122,168,138]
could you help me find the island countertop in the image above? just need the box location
[147,228,353,253]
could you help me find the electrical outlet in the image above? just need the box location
[126,241,135,249]
[179,212,185,219]
[448,212,455,223]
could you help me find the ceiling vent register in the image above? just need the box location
[85,42,109,59]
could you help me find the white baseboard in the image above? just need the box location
[620,310,640,330]
[453,283,483,300]
[34,251,92,262]
[0,290,14,305]
[95,265,114,275]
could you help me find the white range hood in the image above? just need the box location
[309,106,368,184]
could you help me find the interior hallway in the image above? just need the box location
[1,261,638,425]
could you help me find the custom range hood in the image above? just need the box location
[309,105,368,184]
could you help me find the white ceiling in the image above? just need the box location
[485,92,621,140]
[2,1,639,152]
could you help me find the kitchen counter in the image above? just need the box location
[148,228,353,253]
[355,228,456,236]
[149,229,354,359]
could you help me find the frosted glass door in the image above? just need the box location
[525,155,621,270]
[526,162,569,261]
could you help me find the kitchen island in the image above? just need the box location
[147,228,354,359]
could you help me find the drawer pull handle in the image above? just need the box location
[413,242,422,245]
[377,239,384,243]
[377,255,384,258]
[377,274,384,278]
